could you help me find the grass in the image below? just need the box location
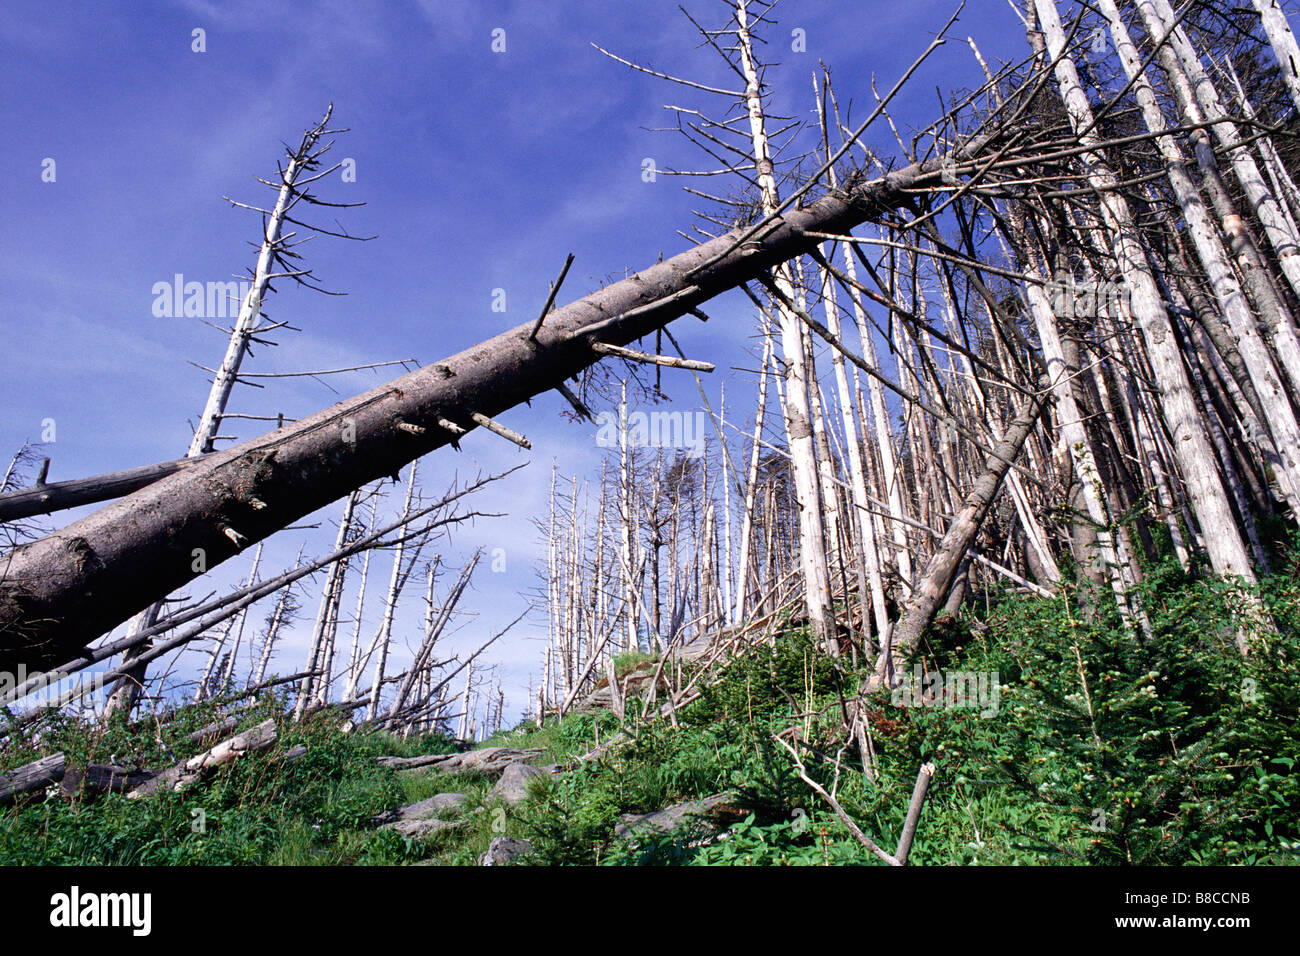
[612,650,657,678]
[3,549,1298,865]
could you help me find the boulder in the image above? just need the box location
[614,792,744,841]
[489,763,547,806]
[479,836,533,866]
[385,817,465,839]
[371,792,468,826]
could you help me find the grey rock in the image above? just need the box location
[614,792,740,840]
[479,836,533,866]
[372,792,468,826]
[490,762,547,806]
[427,791,469,811]
[385,817,466,839]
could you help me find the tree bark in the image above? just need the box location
[1253,0,1300,116]
[0,455,213,522]
[735,0,837,655]
[0,752,66,807]
[0,121,995,673]
[1035,0,1259,591]
[866,392,1046,689]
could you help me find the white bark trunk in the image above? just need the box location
[1138,0,1300,303]
[1035,0,1258,592]
[1100,0,1300,517]
[1253,0,1300,116]
[733,329,773,624]
[818,245,891,645]
[294,490,357,718]
[840,233,913,591]
[735,0,837,653]
[365,464,418,720]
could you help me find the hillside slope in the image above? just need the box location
[2,551,1298,866]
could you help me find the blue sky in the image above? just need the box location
[0,0,1029,726]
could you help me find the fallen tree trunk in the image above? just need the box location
[61,762,153,800]
[127,718,277,798]
[0,455,212,522]
[865,390,1048,690]
[0,133,995,674]
[376,746,545,778]
[187,715,239,745]
[0,752,66,806]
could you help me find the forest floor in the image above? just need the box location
[2,547,1299,865]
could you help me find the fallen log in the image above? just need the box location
[61,763,154,800]
[128,718,277,798]
[864,391,1048,690]
[187,715,239,744]
[0,125,996,674]
[0,454,213,523]
[377,746,545,779]
[0,752,66,807]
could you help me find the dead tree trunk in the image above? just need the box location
[735,0,837,654]
[0,102,1003,673]
[1035,0,1259,593]
[867,391,1047,689]
[1252,0,1300,116]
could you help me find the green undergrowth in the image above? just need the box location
[0,696,463,865]
[2,550,1297,865]
[611,650,657,678]
[502,551,1300,866]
